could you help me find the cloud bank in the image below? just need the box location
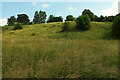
[0,19,7,26]
[100,0,119,16]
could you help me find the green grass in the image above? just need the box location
[2,21,118,78]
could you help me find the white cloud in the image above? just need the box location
[68,6,74,10]
[32,2,36,6]
[41,4,50,8]
[100,0,120,16]
[0,19,7,26]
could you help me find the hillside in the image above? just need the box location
[3,22,113,39]
[2,22,118,78]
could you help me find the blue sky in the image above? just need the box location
[2,2,113,21]
[1,1,119,26]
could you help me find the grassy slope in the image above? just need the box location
[2,22,118,78]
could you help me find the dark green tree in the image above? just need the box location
[54,16,63,22]
[106,16,114,22]
[82,9,94,21]
[33,10,47,24]
[76,14,91,31]
[94,15,99,22]
[47,15,63,22]
[7,16,17,26]
[99,15,105,22]
[47,15,55,23]
[33,11,39,23]
[39,10,47,23]
[65,15,75,21]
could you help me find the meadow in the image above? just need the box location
[2,22,118,78]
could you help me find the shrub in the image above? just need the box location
[14,22,23,30]
[31,33,35,36]
[112,15,120,38]
[62,21,77,32]
[76,14,91,31]
[65,15,75,21]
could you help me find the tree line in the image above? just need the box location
[6,9,120,39]
[7,9,117,26]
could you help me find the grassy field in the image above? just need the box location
[2,22,118,78]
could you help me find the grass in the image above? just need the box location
[2,21,118,78]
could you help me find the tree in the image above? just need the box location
[47,15,55,23]
[54,16,63,22]
[65,15,75,21]
[82,9,94,21]
[7,16,17,26]
[33,11,39,23]
[112,15,120,38]
[116,13,120,17]
[47,15,63,23]
[106,16,114,22]
[99,15,105,22]
[76,14,91,31]
[39,10,47,23]
[94,15,99,22]
[17,14,30,25]
[33,10,47,24]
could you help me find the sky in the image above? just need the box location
[0,0,120,26]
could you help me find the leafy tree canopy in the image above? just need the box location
[7,16,17,26]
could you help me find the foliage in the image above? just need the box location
[62,21,77,32]
[99,15,106,22]
[94,15,99,22]
[112,15,120,38]
[54,16,63,22]
[65,15,75,21]
[17,14,30,25]
[47,15,63,23]
[14,22,23,30]
[39,10,47,23]
[47,15,55,22]
[33,11,39,24]
[94,15,115,22]
[82,9,95,21]
[76,14,91,31]
[33,10,47,24]
[106,16,114,22]
[7,16,17,26]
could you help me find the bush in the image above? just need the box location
[62,21,77,32]
[112,15,120,38]
[30,33,35,36]
[76,14,91,31]
[14,22,23,30]
[65,15,75,21]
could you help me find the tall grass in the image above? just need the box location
[2,22,118,78]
